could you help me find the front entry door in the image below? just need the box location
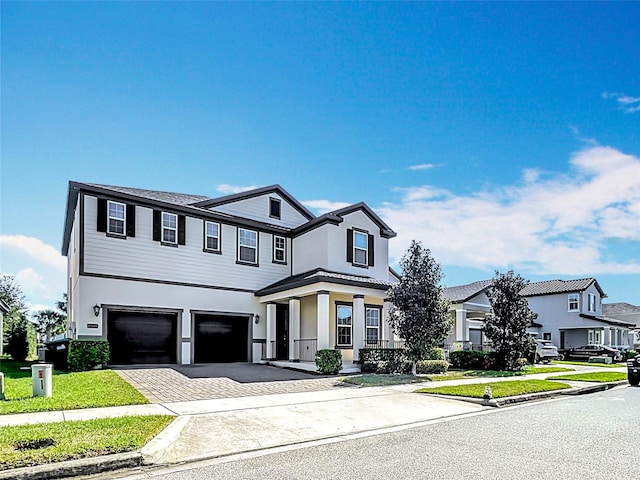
[276,304,289,360]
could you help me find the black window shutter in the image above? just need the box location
[126,204,136,237]
[153,210,161,241]
[346,228,353,263]
[97,198,107,232]
[178,215,186,245]
[368,234,375,266]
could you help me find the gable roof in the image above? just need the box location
[255,268,392,297]
[603,303,640,327]
[520,278,606,298]
[579,313,635,328]
[291,202,397,239]
[192,184,315,221]
[443,280,492,303]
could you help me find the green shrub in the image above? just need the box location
[427,348,445,360]
[359,348,410,374]
[449,350,490,369]
[67,340,110,372]
[315,349,342,375]
[6,326,29,361]
[416,359,449,374]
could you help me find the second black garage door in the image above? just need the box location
[108,311,177,365]
[194,314,249,363]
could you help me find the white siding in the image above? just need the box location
[83,195,290,292]
[209,193,309,228]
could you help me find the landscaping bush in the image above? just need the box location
[416,359,449,374]
[67,340,110,372]
[449,350,490,369]
[359,348,410,374]
[6,325,30,361]
[427,348,445,360]
[315,349,342,374]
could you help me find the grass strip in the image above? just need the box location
[416,379,570,398]
[341,374,431,386]
[546,371,628,383]
[0,415,173,470]
[551,360,625,369]
[0,361,148,415]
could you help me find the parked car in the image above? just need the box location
[563,344,623,362]
[535,340,562,363]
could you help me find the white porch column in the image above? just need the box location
[317,291,330,350]
[266,303,276,359]
[604,326,612,346]
[353,294,365,361]
[383,299,394,347]
[455,309,467,342]
[289,297,301,361]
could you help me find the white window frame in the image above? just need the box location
[353,230,368,266]
[204,221,221,252]
[162,212,178,244]
[107,200,126,236]
[237,228,258,264]
[365,307,381,345]
[588,329,602,345]
[336,304,353,347]
[273,235,286,264]
[588,293,596,312]
[568,293,579,312]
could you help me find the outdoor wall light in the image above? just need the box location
[254,314,260,324]
[93,304,101,317]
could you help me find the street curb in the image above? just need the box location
[141,415,190,464]
[558,380,628,396]
[0,452,142,480]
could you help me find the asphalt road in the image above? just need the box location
[114,386,640,480]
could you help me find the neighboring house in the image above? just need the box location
[521,278,634,350]
[0,298,9,357]
[442,280,492,349]
[61,182,397,366]
[603,303,640,347]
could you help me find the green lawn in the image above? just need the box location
[341,374,432,386]
[0,415,173,470]
[416,380,570,398]
[551,360,625,368]
[0,360,148,415]
[462,366,573,377]
[547,371,628,383]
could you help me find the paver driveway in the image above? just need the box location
[115,363,347,403]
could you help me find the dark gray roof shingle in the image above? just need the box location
[443,280,492,303]
[85,183,210,206]
[520,278,605,297]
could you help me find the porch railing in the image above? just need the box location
[294,339,317,362]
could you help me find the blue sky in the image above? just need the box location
[1,2,639,311]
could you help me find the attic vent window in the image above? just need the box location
[269,198,281,219]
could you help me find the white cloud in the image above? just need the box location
[302,200,351,215]
[215,184,259,194]
[0,235,66,270]
[15,268,49,299]
[602,91,640,113]
[378,145,640,276]
[407,163,439,171]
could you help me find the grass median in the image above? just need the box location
[551,360,625,369]
[0,415,173,470]
[416,379,570,398]
[546,371,628,383]
[0,360,148,415]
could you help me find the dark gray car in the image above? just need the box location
[564,344,623,362]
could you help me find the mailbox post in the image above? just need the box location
[31,363,53,397]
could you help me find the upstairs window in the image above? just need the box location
[107,201,126,235]
[568,293,579,312]
[273,235,286,263]
[269,198,281,219]
[588,293,596,312]
[238,228,258,264]
[204,221,221,253]
[162,213,178,244]
[346,228,375,268]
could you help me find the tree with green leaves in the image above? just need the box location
[386,240,452,375]
[32,309,67,343]
[484,270,537,370]
[1,274,37,360]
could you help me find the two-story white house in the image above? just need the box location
[521,278,634,350]
[61,182,397,366]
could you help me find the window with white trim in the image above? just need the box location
[107,201,126,235]
[568,293,579,311]
[588,329,602,345]
[365,307,381,345]
[204,221,221,252]
[336,304,352,347]
[273,235,286,263]
[353,230,368,266]
[162,212,177,244]
[238,228,258,264]
[588,293,596,312]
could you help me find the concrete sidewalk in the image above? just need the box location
[0,365,629,480]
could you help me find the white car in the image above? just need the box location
[535,340,562,363]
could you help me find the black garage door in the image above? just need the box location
[194,314,249,363]
[107,311,177,364]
